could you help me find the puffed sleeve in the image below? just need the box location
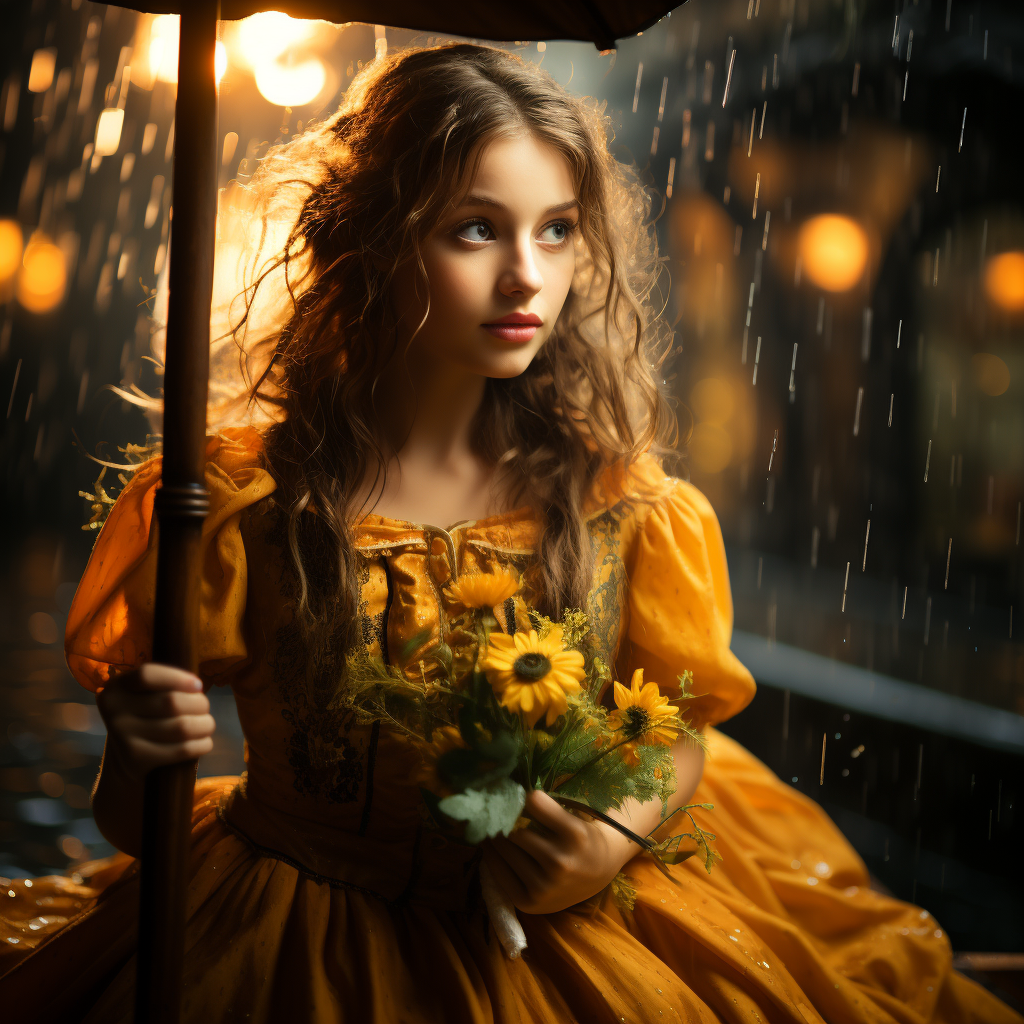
[615,478,755,732]
[65,430,278,692]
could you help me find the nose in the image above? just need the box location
[497,234,545,299]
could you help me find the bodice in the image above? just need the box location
[219,497,643,909]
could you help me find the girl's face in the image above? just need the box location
[391,132,579,379]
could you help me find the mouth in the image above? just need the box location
[482,313,543,343]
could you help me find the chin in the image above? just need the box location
[478,353,538,379]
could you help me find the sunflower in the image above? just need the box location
[481,625,585,728]
[446,569,520,609]
[605,669,681,766]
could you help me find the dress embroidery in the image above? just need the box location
[257,500,368,806]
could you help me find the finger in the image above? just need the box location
[117,735,215,772]
[505,825,563,869]
[490,834,546,889]
[481,847,529,908]
[121,665,204,693]
[522,789,584,838]
[118,714,216,745]
[130,690,211,719]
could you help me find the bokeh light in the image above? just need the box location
[235,12,317,70]
[28,47,56,92]
[149,14,179,83]
[690,422,733,474]
[17,237,67,314]
[797,214,869,292]
[38,771,64,798]
[690,377,736,426]
[94,107,124,156]
[0,219,24,283]
[233,11,326,106]
[59,835,87,860]
[255,59,326,106]
[983,251,1024,313]
[972,353,1011,397]
[215,41,228,85]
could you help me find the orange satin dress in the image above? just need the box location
[1,428,1018,1024]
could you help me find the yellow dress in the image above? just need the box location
[0,428,1018,1024]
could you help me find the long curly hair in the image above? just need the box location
[223,42,679,657]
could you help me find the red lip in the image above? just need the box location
[484,313,543,326]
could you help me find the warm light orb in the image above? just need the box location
[28,48,57,93]
[215,41,228,85]
[690,422,733,474]
[0,220,24,283]
[984,251,1024,313]
[18,236,67,313]
[972,353,1010,397]
[690,377,736,427]
[797,214,869,292]
[94,107,125,156]
[255,59,326,107]
[150,14,180,83]
[236,12,316,69]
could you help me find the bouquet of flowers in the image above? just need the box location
[335,568,717,958]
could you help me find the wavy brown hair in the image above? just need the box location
[225,42,679,658]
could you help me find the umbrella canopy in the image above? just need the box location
[100,0,682,52]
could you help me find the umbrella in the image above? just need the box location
[98,2,685,1021]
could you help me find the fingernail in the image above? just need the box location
[190,677,203,690]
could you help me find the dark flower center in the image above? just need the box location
[514,652,551,681]
[623,706,651,738]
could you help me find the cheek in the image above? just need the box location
[425,255,489,320]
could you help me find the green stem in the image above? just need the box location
[547,795,656,851]
[549,735,639,793]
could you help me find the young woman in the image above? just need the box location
[1,43,1019,1024]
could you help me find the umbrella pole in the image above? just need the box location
[134,5,220,1023]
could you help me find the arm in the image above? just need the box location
[481,732,705,915]
[91,664,216,859]
[593,732,705,874]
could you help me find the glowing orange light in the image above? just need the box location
[28,48,57,93]
[690,377,735,427]
[235,12,316,69]
[150,14,180,83]
[0,220,24,283]
[984,251,1024,313]
[215,41,228,84]
[689,422,733,474]
[95,108,124,156]
[972,353,1010,397]
[796,214,869,292]
[18,236,67,313]
[255,59,326,106]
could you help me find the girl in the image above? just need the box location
[1,43,1019,1024]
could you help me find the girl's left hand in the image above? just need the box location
[479,789,630,915]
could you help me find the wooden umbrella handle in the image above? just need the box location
[134,5,220,1023]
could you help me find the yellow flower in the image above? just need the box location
[446,569,520,609]
[605,669,681,767]
[481,625,585,728]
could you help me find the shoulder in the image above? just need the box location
[584,450,700,525]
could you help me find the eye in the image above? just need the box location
[455,220,494,243]
[539,220,577,246]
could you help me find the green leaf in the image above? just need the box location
[437,778,526,844]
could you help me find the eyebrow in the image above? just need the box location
[457,194,579,215]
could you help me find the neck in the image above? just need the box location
[373,348,489,469]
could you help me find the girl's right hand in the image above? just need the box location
[95,663,216,781]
